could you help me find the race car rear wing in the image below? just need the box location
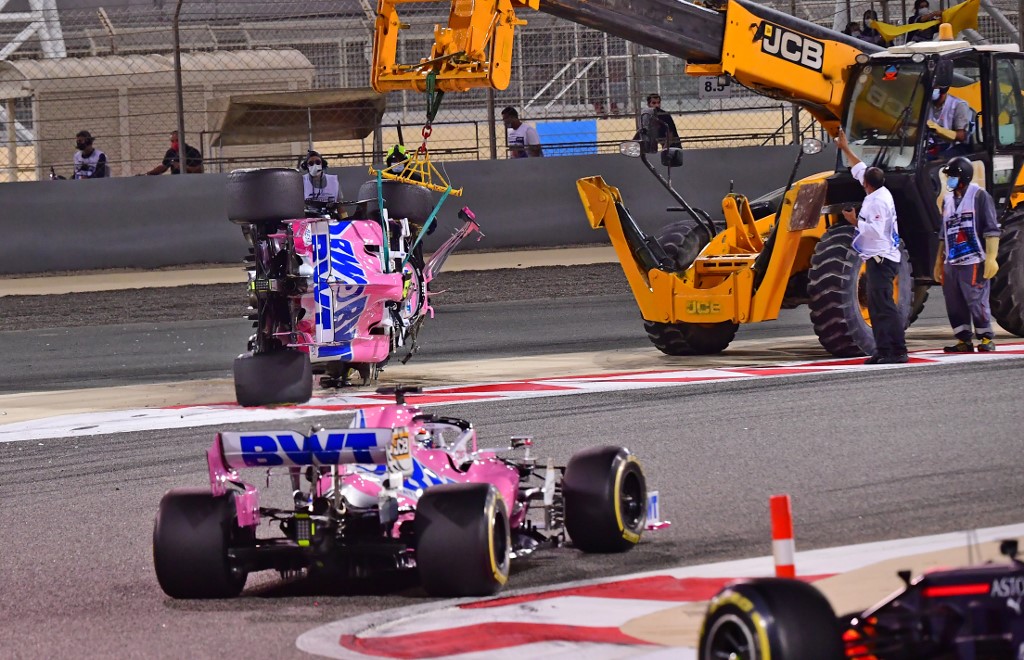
[216,429,398,469]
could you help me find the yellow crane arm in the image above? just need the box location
[372,0,539,94]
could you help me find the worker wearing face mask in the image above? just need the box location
[933,157,1001,353]
[384,144,423,182]
[301,150,341,205]
[926,86,973,159]
[908,0,941,42]
[72,130,108,179]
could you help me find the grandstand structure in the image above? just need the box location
[0,0,1018,179]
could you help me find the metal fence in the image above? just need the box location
[0,0,1019,181]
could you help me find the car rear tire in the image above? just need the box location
[226,168,304,225]
[563,446,646,553]
[991,218,1024,337]
[698,578,845,660]
[357,180,434,225]
[416,483,510,598]
[808,224,912,357]
[233,349,312,407]
[153,489,252,599]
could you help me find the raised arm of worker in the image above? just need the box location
[836,128,865,226]
[835,127,863,169]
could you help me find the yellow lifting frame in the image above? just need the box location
[369,147,464,196]
[372,0,539,94]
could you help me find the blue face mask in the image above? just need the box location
[932,89,942,102]
[946,176,959,191]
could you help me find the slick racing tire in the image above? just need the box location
[233,349,313,407]
[358,179,434,225]
[226,168,304,225]
[698,578,845,660]
[415,483,510,598]
[991,218,1024,337]
[563,446,646,553]
[153,489,253,599]
[644,319,738,356]
[808,224,912,357]
[655,216,713,273]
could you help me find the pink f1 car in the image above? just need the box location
[153,386,662,599]
[226,169,482,407]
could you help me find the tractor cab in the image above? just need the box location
[833,36,1024,283]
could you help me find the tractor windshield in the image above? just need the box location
[843,62,926,170]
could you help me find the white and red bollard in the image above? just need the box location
[770,494,796,578]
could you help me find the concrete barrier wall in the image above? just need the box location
[0,145,836,275]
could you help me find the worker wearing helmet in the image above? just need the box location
[385,144,409,174]
[933,157,1001,352]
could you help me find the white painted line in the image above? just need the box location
[3,343,1024,442]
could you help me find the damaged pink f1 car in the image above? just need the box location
[153,386,665,599]
[226,169,482,407]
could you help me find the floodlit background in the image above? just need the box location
[0,0,1019,180]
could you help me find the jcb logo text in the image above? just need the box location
[755,21,824,71]
[687,301,721,315]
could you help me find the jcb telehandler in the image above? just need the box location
[371,0,1024,357]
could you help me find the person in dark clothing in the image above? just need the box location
[860,10,885,46]
[72,130,107,179]
[933,157,1002,353]
[635,93,681,153]
[144,131,203,175]
[908,0,941,42]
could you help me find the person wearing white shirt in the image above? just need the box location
[501,106,543,158]
[836,128,908,364]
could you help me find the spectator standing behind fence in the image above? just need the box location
[908,0,941,42]
[860,10,885,46]
[72,130,107,179]
[501,107,543,158]
[636,93,681,152]
[143,131,203,175]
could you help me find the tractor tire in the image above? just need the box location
[807,224,912,357]
[563,446,647,553]
[991,219,1024,337]
[655,217,713,273]
[226,168,304,225]
[233,349,312,407]
[153,489,253,599]
[415,483,510,598]
[357,179,434,225]
[643,320,739,355]
[698,578,845,660]
[643,217,735,355]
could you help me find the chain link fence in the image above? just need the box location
[0,0,1019,181]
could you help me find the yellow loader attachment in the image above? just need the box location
[577,174,829,326]
[369,147,464,196]
[372,0,539,93]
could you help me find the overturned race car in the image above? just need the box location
[227,166,482,407]
[153,386,665,599]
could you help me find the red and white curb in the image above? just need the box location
[4,343,1024,442]
[296,522,1024,659]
